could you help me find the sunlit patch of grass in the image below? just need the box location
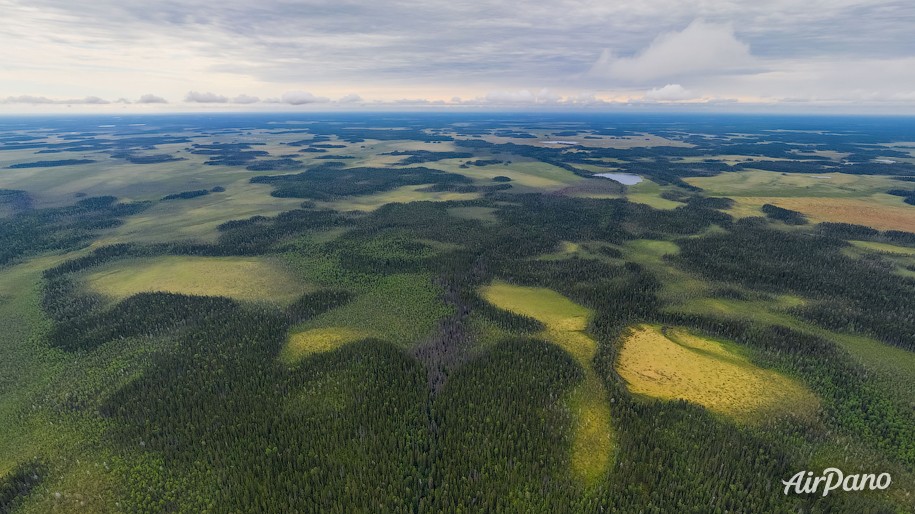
[315,184,480,212]
[432,160,583,191]
[292,273,450,349]
[726,196,915,232]
[682,170,915,231]
[95,179,304,244]
[684,170,899,198]
[625,179,684,210]
[83,255,308,304]
[849,240,915,256]
[480,282,613,486]
[617,325,819,422]
[281,327,370,363]
[447,206,499,223]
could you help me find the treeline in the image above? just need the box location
[251,165,473,200]
[0,195,148,266]
[657,314,915,471]
[161,189,210,201]
[0,460,46,513]
[887,188,915,205]
[761,203,808,225]
[675,220,915,349]
[381,150,473,164]
[7,159,96,169]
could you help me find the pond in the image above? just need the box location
[595,172,643,185]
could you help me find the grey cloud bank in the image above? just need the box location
[2,0,915,112]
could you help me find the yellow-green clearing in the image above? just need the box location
[617,325,818,422]
[315,184,480,212]
[447,206,499,223]
[84,255,307,304]
[480,282,613,487]
[281,327,371,363]
[849,240,915,256]
[283,273,451,362]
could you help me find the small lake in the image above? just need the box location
[595,172,643,185]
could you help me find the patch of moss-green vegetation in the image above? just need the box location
[82,255,307,305]
[251,164,473,200]
[288,273,451,353]
[617,325,818,422]
[4,116,915,512]
[480,282,614,487]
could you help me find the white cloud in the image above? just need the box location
[1,95,55,104]
[482,88,562,104]
[484,90,536,104]
[590,20,754,83]
[1,95,110,104]
[644,84,696,101]
[231,94,260,104]
[279,91,329,105]
[337,93,363,103]
[185,91,228,103]
[137,93,167,104]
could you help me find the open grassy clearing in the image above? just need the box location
[94,179,304,244]
[684,170,900,198]
[313,183,480,212]
[676,155,796,165]
[616,239,715,305]
[432,159,584,191]
[470,132,693,149]
[283,273,450,361]
[844,240,915,278]
[0,150,220,208]
[626,235,915,404]
[83,255,307,304]
[335,139,462,168]
[564,177,684,210]
[479,282,613,487]
[536,241,621,263]
[280,327,372,363]
[684,170,915,231]
[725,195,915,232]
[849,240,915,256]
[0,256,60,475]
[666,294,915,403]
[624,179,684,209]
[0,253,168,511]
[617,325,819,421]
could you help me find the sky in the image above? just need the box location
[2,0,915,113]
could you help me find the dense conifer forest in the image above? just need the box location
[0,114,913,512]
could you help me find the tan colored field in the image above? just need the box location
[480,282,612,486]
[617,325,818,421]
[684,170,899,198]
[84,255,307,304]
[727,196,915,232]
